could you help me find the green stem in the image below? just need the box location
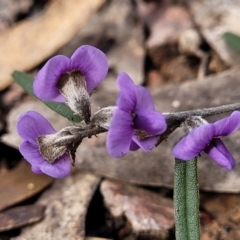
[174,158,200,240]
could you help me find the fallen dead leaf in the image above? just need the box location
[189,0,240,66]
[101,180,174,239]
[13,171,100,240]
[0,160,53,211]
[0,0,106,90]
[0,205,45,232]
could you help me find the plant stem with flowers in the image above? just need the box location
[14,45,240,239]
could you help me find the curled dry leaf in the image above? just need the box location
[0,205,45,232]
[0,0,106,90]
[0,160,53,211]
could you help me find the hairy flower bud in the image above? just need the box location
[184,116,208,133]
[91,106,117,129]
[57,70,91,124]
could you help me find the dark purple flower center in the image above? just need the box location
[131,113,151,140]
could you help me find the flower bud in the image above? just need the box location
[184,116,208,133]
[91,106,117,129]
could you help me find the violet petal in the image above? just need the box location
[134,109,167,135]
[116,73,137,112]
[31,165,44,174]
[132,135,158,152]
[204,138,235,170]
[172,124,214,160]
[17,111,55,144]
[107,108,133,158]
[40,154,71,178]
[135,86,155,110]
[70,45,108,93]
[19,141,45,166]
[129,141,140,151]
[213,111,240,137]
[33,55,69,102]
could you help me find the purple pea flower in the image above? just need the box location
[33,45,108,123]
[172,111,240,170]
[107,73,167,158]
[17,111,71,178]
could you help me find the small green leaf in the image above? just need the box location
[223,32,240,54]
[12,71,81,123]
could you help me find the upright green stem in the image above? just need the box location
[174,158,200,240]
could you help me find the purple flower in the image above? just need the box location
[172,111,240,170]
[33,45,108,101]
[107,73,167,158]
[17,111,71,178]
[33,45,108,123]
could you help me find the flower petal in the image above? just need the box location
[135,86,155,110]
[33,55,70,102]
[172,124,214,160]
[40,154,71,178]
[204,138,235,170]
[116,73,137,112]
[31,165,43,174]
[19,141,45,166]
[107,108,133,158]
[134,109,167,135]
[213,111,240,137]
[20,141,71,178]
[129,141,140,151]
[132,135,158,152]
[70,45,108,93]
[17,111,55,144]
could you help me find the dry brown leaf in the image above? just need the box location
[0,205,44,232]
[101,180,174,239]
[13,171,100,240]
[0,0,106,90]
[0,160,53,211]
[189,0,240,66]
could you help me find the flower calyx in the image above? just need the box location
[37,126,83,166]
[91,106,117,130]
[183,116,208,134]
[57,70,91,124]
